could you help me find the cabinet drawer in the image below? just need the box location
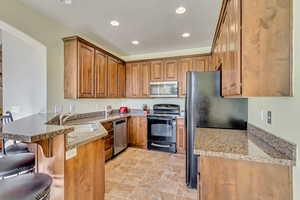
[105,136,113,150]
[105,148,113,161]
[102,122,113,131]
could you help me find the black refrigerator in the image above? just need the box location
[185,71,248,189]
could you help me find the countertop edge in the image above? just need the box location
[66,131,108,150]
[194,149,294,166]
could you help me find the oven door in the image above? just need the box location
[147,116,176,143]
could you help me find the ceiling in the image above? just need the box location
[18,0,221,56]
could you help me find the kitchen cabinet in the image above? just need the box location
[126,62,150,98]
[140,62,151,97]
[176,118,186,154]
[101,121,114,161]
[126,63,141,97]
[117,63,126,97]
[199,156,292,200]
[164,59,178,81]
[78,42,95,98]
[150,60,164,82]
[178,58,192,97]
[128,117,147,149]
[95,50,107,98]
[63,36,125,99]
[212,0,292,97]
[107,57,119,97]
[192,56,208,72]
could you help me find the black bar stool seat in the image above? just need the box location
[6,143,29,154]
[0,173,52,200]
[0,153,35,177]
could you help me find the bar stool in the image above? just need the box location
[0,173,52,200]
[1,111,29,155]
[0,153,35,179]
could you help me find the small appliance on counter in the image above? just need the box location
[119,106,129,114]
[147,104,180,153]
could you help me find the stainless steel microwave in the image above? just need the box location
[149,81,178,98]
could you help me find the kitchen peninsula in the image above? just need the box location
[0,111,140,200]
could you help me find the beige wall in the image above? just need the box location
[248,0,299,199]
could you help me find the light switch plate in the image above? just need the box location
[267,111,272,124]
[66,148,77,160]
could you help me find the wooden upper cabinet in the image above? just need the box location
[125,63,132,97]
[107,57,119,97]
[63,36,125,99]
[130,63,141,97]
[150,60,164,82]
[178,58,192,97]
[192,56,208,72]
[94,50,107,98]
[78,42,95,98]
[241,0,292,96]
[164,59,178,81]
[117,63,126,97]
[140,62,151,97]
[212,0,292,97]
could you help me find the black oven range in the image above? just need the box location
[147,104,181,153]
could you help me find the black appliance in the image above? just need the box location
[185,71,248,189]
[147,104,180,153]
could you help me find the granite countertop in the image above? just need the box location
[194,128,294,166]
[0,110,147,150]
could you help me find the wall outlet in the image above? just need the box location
[260,110,264,121]
[267,111,272,124]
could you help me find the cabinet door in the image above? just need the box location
[126,64,132,97]
[140,62,151,97]
[94,50,107,97]
[131,63,141,97]
[164,59,178,81]
[176,119,186,154]
[107,57,119,97]
[78,42,95,98]
[137,117,147,149]
[117,63,126,97]
[178,58,192,97]
[150,60,164,82]
[192,56,208,72]
[128,117,147,149]
[221,0,242,97]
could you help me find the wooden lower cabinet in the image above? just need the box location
[101,121,114,161]
[199,156,292,200]
[176,118,186,154]
[65,139,105,200]
[128,117,147,149]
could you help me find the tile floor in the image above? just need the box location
[105,147,197,200]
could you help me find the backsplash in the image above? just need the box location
[48,98,185,114]
[121,98,185,111]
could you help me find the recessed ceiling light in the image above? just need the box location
[182,33,191,38]
[60,0,72,5]
[132,40,139,45]
[110,20,120,27]
[176,6,186,14]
